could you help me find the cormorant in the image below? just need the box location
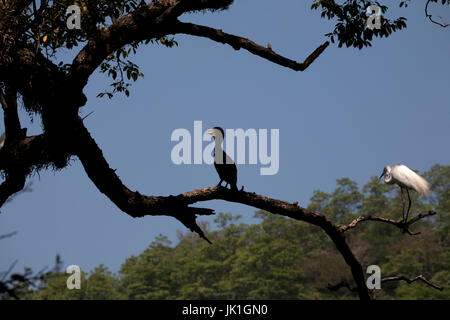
[207,127,238,191]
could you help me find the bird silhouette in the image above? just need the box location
[380,164,430,223]
[207,127,238,191]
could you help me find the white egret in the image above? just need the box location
[379,164,430,223]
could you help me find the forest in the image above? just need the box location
[4,164,447,300]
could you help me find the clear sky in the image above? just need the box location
[1,1,449,275]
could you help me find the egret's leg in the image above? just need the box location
[217,180,223,187]
[400,187,406,222]
[405,188,412,223]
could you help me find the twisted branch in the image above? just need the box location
[382,275,443,291]
[339,211,437,235]
[171,22,330,72]
[329,274,443,293]
[425,0,449,28]
[68,0,328,91]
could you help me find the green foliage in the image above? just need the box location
[96,37,177,99]
[16,0,178,99]
[312,0,408,49]
[23,164,450,299]
[13,0,448,99]
[28,264,124,300]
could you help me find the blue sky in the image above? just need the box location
[1,1,449,275]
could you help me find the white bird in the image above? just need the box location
[379,164,430,223]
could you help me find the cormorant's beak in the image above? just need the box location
[207,129,215,136]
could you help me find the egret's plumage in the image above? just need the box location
[380,164,430,223]
[381,164,430,196]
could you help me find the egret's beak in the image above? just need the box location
[379,172,385,180]
[207,129,215,136]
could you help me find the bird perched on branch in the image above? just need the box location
[207,127,238,191]
[379,164,430,223]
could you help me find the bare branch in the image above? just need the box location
[425,0,449,28]
[0,259,17,282]
[172,22,329,72]
[328,280,357,292]
[69,1,328,92]
[0,231,17,240]
[70,119,370,299]
[339,211,437,235]
[72,121,214,242]
[329,274,443,294]
[382,275,443,291]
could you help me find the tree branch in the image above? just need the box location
[0,172,26,207]
[329,274,443,293]
[69,1,328,92]
[72,120,214,243]
[328,280,357,292]
[172,22,330,72]
[381,275,443,291]
[0,87,22,140]
[0,86,27,206]
[70,119,369,299]
[0,231,17,240]
[339,211,437,235]
[425,0,449,28]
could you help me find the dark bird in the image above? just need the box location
[207,127,238,191]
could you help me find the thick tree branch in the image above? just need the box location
[0,87,27,206]
[172,22,330,72]
[0,87,22,140]
[339,211,437,235]
[0,134,50,170]
[69,1,328,92]
[68,1,172,90]
[69,119,369,299]
[72,120,214,242]
[0,46,86,112]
